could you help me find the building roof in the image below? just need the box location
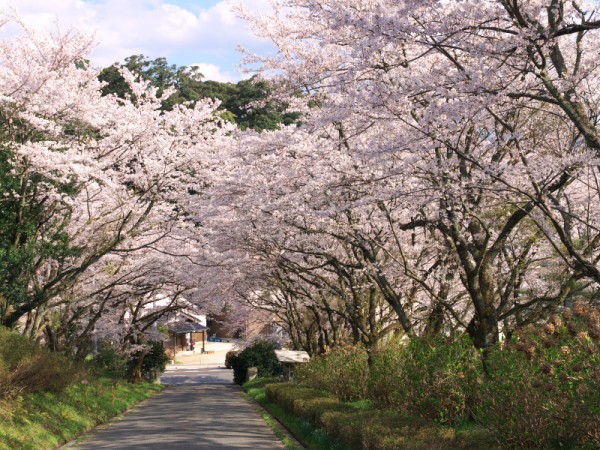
[275,350,310,364]
[166,320,208,334]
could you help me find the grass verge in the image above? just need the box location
[255,406,303,450]
[244,379,346,450]
[0,378,164,450]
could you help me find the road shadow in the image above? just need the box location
[70,384,283,449]
[64,362,284,450]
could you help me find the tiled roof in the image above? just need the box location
[166,320,208,334]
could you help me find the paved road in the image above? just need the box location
[65,350,286,449]
[161,365,234,385]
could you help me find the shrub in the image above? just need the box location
[265,382,328,414]
[230,340,282,385]
[225,350,238,369]
[0,327,37,370]
[321,409,457,450]
[285,304,600,447]
[297,337,480,422]
[474,303,600,448]
[295,343,369,401]
[243,376,281,391]
[368,334,481,424]
[0,327,80,399]
[266,383,356,427]
[91,344,128,379]
[265,382,464,450]
[5,352,78,396]
[142,341,170,374]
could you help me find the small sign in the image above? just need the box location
[275,350,310,364]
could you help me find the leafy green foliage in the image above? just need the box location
[141,341,170,374]
[0,326,37,370]
[98,65,134,99]
[93,341,170,383]
[221,77,301,131]
[264,382,471,450]
[297,336,481,422]
[98,55,300,131]
[369,334,482,424]
[292,304,600,448]
[295,343,369,401]
[242,376,281,391]
[225,350,237,369]
[0,329,163,448]
[474,303,600,449]
[0,327,80,399]
[90,343,128,379]
[229,340,282,385]
[246,383,346,450]
[0,150,80,327]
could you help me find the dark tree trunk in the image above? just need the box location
[127,350,148,383]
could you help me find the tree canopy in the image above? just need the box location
[99,55,300,131]
[0,1,599,374]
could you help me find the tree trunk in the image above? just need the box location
[467,260,499,368]
[127,350,148,383]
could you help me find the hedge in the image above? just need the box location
[264,383,497,450]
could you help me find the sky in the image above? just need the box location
[0,0,275,82]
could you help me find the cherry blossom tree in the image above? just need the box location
[226,0,600,356]
[0,10,234,368]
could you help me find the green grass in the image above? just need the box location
[0,378,164,450]
[255,408,302,450]
[244,384,301,450]
[345,398,373,410]
[244,381,347,450]
[243,377,281,390]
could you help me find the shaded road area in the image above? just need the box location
[65,343,285,449]
[161,365,234,385]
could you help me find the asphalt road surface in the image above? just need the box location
[64,345,285,449]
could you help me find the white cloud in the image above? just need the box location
[0,0,274,81]
[190,62,240,83]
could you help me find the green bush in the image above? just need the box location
[297,337,480,422]
[0,327,80,399]
[230,340,282,385]
[243,376,281,391]
[265,382,327,414]
[321,409,457,450]
[265,382,469,450]
[247,383,347,450]
[295,336,482,424]
[474,304,600,449]
[142,341,170,374]
[285,303,600,447]
[0,327,37,370]
[295,343,369,401]
[225,350,237,369]
[293,397,357,427]
[368,334,481,425]
[266,383,355,427]
[90,343,128,379]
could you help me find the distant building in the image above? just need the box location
[146,295,208,355]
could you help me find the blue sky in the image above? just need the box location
[0,0,274,82]
[169,0,224,9]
